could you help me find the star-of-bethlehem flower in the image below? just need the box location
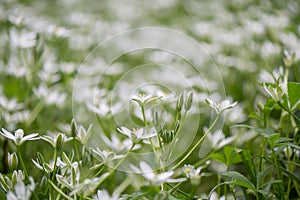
[131,93,162,107]
[182,164,202,178]
[100,133,141,152]
[205,99,237,114]
[0,128,39,146]
[182,164,207,185]
[92,148,124,166]
[117,127,156,143]
[263,82,287,102]
[130,161,186,185]
[93,189,120,200]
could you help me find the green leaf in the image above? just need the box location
[288,82,300,108]
[0,187,6,200]
[210,153,226,164]
[239,150,256,184]
[257,167,273,189]
[224,146,242,167]
[222,171,255,191]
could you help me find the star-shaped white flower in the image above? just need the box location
[117,127,156,143]
[182,164,202,178]
[205,99,237,114]
[131,93,162,107]
[1,128,39,146]
[131,161,186,185]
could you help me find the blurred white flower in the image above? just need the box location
[130,161,186,185]
[100,133,140,152]
[9,28,37,49]
[117,127,156,143]
[0,128,38,146]
[93,189,120,200]
[205,99,237,114]
[86,101,122,117]
[92,148,124,165]
[6,57,27,78]
[33,84,66,106]
[47,25,71,38]
[6,177,35,200]
[0,96,24,111]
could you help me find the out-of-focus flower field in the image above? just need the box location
[0,0,300,199]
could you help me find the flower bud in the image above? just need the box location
[177,93,184,111]
[185,92,193,111]
[71,119,77,138]
[55,133,64,151]
[8,152,18,171]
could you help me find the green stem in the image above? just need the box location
[51,149,59,182]
[272,149,284,197]
[172,114,221,170]
[167,183,190,197]
[48,179,73,200]
[17,146,28,179]
[73,138,80,161]
[168,111,187,158]
[277,102,300,122]
[26,101,44,127]
[169,182,183,194]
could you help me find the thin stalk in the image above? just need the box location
[73,138,80,161]
[17,146,29,179]
[169,182,183,194]
[172,114,221,170]
[293,180,300,197]
[26,101,44,127]
[168,111,187,158]
[48,179,73,200]
[272,149,283,198]
[51,149,59,182]
[277,102,300,122]
[167,183,190,197]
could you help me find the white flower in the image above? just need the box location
[9,28,37,49]
[117,127,156,142]
[0,128,38,146]
[182,164,201,178]
[100,134,140,152]
[92,148,124,165]
[6,177,35,200]
[56,163,80,190]
[33,84,66,106]
[131,93,162,107]
[130,161,186,185]
[93,189,120,200]
[205,99,237,114]
[86,101,122,117]
[206,129,236,150]
[0,96,24,111]
[263,82,286,102]
[76,124,93,145]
